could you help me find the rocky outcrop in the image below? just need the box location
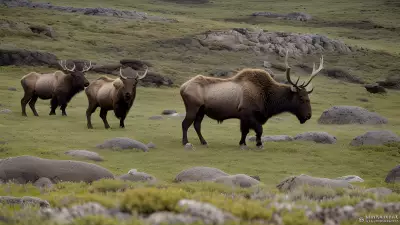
[96,137,150,152]
[294,132,337,144]
[174,166,229,182]
[318,106,388,125]
[277,174,353,192]
[364,83,387,94]
[0,48,58,66]
[350,130,400,146]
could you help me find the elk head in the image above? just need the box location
[284,50,324,124]
[118,65,149,102]
[59,60,91,88]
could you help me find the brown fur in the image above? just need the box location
[20,69,90,117]
[180,68,313,148]
[85,67,145,129]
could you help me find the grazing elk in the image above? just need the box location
[85,66,148,129]
[180,51,324,149]
[20,60,91,117]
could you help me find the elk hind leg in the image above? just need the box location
[239,119,250,150]
[86,102,98,129]
[99,108,110,129]
[194,106,207,145]
[28,94,39,116]
[21,92,33,117]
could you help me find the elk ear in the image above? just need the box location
[113,79,124,89]
[290,85,297,92]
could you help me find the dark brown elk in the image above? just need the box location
[85,66,148,129]
[20,60,91,116]
[179,51,324,149]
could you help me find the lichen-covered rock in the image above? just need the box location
[294,132,337,144]
[96,137,149,152]
[0,196,50,208]
[350,130,400,146]
[0,48,58,67]
[174,166,229,182]
[65,150,104,161]
[276,174,353,192]
[0,155,114,183]
[247,135,293,142]
[213,174,260,188]
[385,165,400,183]
[318,106,388,125]
[118,169,156,182]
[335,175,364,183]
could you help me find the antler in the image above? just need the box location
[119,67,127,80]
[81,61,92,72]
[137,64,148,80]
[284,50,324,90]
[59,60,76,72]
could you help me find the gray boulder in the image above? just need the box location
[385,165,400,183]
[65,150,104,162]
[7,87,16,91]
[294,132,337,144]
[213,174,260,188]
[0,155,114,184]
[118,169,156,182]
[0,109,12,114]
[276,174,353,192]
[146,212,204,225]
[350,130,400,146]
[0,196,50,208]
[335,175,364,183]
[364,83,387,94]
[247,135,293,142]
[365,187,393,196]
[317,106,388,125]
[147,142,156,149]
[174,166,229,182]
[34,177,54,189]
[96,137,149,152]
[161,109,177,115]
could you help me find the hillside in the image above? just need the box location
[0,0,400,224]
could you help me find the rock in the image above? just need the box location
[65,150,104,162]
[176,199,237,224]
[365,187,393,196]
[0,196,50,208]
[251,11,312,21]
[161,109,177,115]
[139,71,174,87]
[96,137,149,152]
[0,109,12,114]
[146,212,204,225]
[184,143,194,151]
[385,165,400,183]
[0,155,114,183]
[377,72,400,90]
[335,175,364,183]
[2,0,176,23]
[7,87,16,91]
[350,130,400,146]
[307,205,357,224]
[0,48,58,67]
[118,169,156,182]
[325,68,365,84]
[209,69,235,77]
[294,132,337,144]
[213,174,260,188]
[250,175,261,181]
[40,202,113,223]
[174,166,229,182]
[357,97,369,102]
[149,115,164,120]
[276,174,353,192]
[247,135,293,142]
[317,106,388,125]
[91,63,121,75]
[364,83,387,94]
[34,177,54,189]
[147,142,156,149]
[29,25,55,38]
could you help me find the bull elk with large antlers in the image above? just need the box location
[20,60,92,116]
[179,50,324,149]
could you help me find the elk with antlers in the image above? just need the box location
[179,50,324,149]
[20,60,92,116]
[85,66,148,129]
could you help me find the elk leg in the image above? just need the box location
[239,119,250,149]
[254,122,264,148]
[21,92,32,117]
[182,111,197,146]
[49,97,58,115]
[119,114,126,128]
[100,108,110,129]
[28,94,39,116]
[194,106,207,145]
[86,103,98,129]
[60,103,68,116]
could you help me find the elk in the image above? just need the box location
[179,51,324,149]
[20,60,91,116]
[85,66,148,129]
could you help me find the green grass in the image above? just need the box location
[1,0,400,224]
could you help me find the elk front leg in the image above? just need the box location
[239,119,250,150]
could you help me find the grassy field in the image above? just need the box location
[1,0,400,224]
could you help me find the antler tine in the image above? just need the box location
[300,55,324,88]
[284,50,298,87]
[59,60,67,70]
[119,67,127,80]
[81,61,92,72]
[137,64,149,80]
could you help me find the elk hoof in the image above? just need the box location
[22,113,27,117]
[256,144,264,149]
[87,125,93,129]
[240,144,249,150]
[184,143,194,150]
